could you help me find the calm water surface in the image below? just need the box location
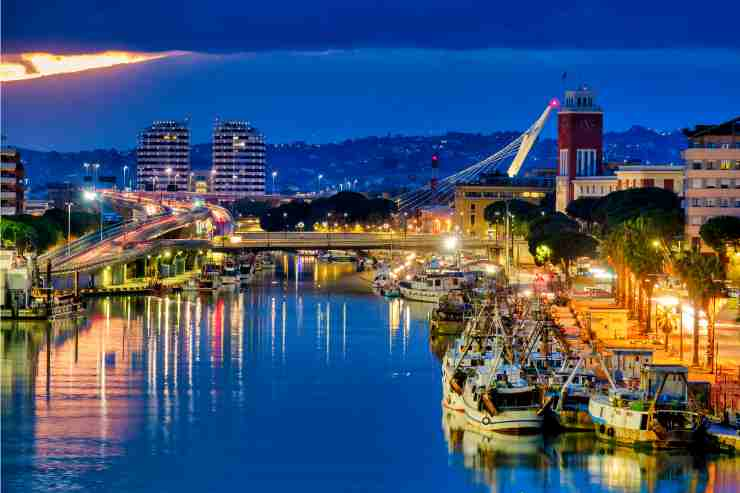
[2,256,739,492]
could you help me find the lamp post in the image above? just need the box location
[65,202,73,257]
[272,171,278,195]
[84,191,103,242]
[83,162,90,188]
[165,167,172,191]
[189,172,194,193]
[317,174,323,195]
[93,163,100,190]
[122,166,128,191]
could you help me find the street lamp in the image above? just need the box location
[317,174,323,195]
[65,202,74,256]
[272,171,278,195]
[189,172,194,192]
[166,167,173,190]
[122,166,128,191]
[83,190,104,242]
[93,163,100,190]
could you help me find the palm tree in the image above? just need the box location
[676,251,725,368]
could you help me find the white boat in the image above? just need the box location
[319,250,356,262]
[399,271,467,303]
[461,361,544,435]
[588,364,705,449]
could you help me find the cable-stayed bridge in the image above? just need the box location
[397,99,558,214]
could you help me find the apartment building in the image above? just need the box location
[683,117,740,248]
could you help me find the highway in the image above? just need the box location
[47,191,225,274]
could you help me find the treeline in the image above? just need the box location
[234,192,397,232]
[0,209,99,254]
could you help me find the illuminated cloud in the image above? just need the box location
[0,51,182,82]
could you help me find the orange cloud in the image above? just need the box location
[0,51,181,82]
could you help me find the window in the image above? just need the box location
[470,215,475,226]
[691,198,700,207]
[720,198,729,208]
[720,160,733,170]
[692,178,703,189]
[721,179,731,189]
[735,199,740,208]
[664,179,674,192]
[643,178,655,187]
[705,178,717,189]
[470,204,476,211]
[705,161,715,170]
[706,198,716,207]
[559,149,569,175]
[690,216,702,226]
[692,161,702,170]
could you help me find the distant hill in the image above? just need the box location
[16,126,687,197]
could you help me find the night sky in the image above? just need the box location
[2,1,739,150]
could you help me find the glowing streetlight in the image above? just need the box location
[83,190,104,241]
[122,165,128,190]
[272,171,278,195]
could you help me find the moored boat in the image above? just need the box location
[588,364,706,449]
[399,271,467,303]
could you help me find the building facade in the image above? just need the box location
[556,86,604,212]
[683,117,740,248]
[454,177,550,238]
[1,149,24,215]
[571,164,685,201]
[136,121,190,192]
[212,121,266,196]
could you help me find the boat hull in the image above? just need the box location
[589,399,704,449]
[464,407,544,435]
[400,286,445,303]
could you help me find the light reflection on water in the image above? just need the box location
[2,255,739,493]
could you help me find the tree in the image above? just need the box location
[233,199,270,218]
[700,216,740,261]
[536,231,598,284]
[593,187,682,232]
[484,199,540,238]
[676,251,725,367]
[656,304,678,351]
[566,197,601,232]
[620,212,682,332]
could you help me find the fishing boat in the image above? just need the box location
[442,303,501,413]
[588,364,706,449]
[461,359,545,435]
[431,290,471,334]
[543,357,599,431]
[319,250,356,263]
[399,271,467,303]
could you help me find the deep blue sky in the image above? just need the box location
[2,1,739,151]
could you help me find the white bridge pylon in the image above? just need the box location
[397,99,559,213]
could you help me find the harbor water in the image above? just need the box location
[2,256,739,492]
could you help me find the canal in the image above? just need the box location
[2,255,739,492]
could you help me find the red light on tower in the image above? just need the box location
[431,154,439,169]
[549,98,560,108]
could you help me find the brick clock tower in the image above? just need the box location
[555,86,603,212]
